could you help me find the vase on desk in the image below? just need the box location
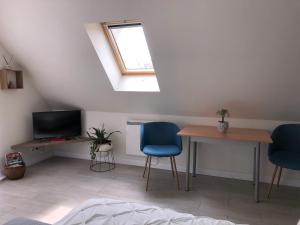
[217,121,229,133]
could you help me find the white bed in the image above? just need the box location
[54,198,242,225]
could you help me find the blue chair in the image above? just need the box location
[267,124,300,198]
[140,122,182,191]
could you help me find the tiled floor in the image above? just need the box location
[0,157,299,225]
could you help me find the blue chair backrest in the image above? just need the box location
[269,124,300,156]
[140,122,182,151]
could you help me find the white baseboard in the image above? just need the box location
[54,150,300,188]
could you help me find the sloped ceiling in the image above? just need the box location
[0,0,300,120]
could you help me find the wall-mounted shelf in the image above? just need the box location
[11,136,90,150]
[0,68,23,90]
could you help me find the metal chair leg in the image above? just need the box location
[143,156,149,178]
[170,157,175,177]
[253,147,256,186]
[172,157,180,191]
[267,165,278,199]
[146,156,152,192]
[277,167,282,187]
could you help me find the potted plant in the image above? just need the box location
[87,124,120,160]
[216,108,229,133]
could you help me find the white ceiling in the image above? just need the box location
[0,0,300,120]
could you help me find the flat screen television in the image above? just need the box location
[33,110,81,140]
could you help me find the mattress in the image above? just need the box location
[54,198,240,225]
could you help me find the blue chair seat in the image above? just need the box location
[269,151,300,170]
[143,145,181,157]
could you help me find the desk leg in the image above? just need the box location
[185,136,191,191]
[253,147,256,186]
[192,142,197,177]
[254,143,261,202]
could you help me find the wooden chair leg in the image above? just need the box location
[170,157,175,177]
[146,156,152,192]
[143,156,149,178]
[172,157,180,191]
[267,165,278,199]
[277,167,282,187]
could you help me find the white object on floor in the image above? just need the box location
[54,198,242,225]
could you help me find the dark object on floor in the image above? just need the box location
[268,124,300,198]
[3,164,26,180]
[4,152,26,180]
[89,142,116,172]
[3,218,50,225]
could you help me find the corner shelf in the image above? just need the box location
[0,69,23,90]
[11,136,90,150]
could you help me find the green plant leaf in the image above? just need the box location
[87,123,121,159]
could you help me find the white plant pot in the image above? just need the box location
[97,143,112,152]
[217,121,229,133]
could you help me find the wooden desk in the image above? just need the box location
[11,137,90,150]
[178,125,272,202]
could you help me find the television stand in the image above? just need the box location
[47,137,66,142]
[11,136,90,151]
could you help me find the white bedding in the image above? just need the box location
[54,198,241,225]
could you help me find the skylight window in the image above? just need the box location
[102,21,155,75]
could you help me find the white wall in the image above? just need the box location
[1,0,300,121]
[0,0,299,187]
[55,111,300,187]
[0,44,52,179]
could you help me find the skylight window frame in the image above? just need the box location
[101,20,155,76]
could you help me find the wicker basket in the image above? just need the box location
[4,164,26,180]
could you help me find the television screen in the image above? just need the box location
[33,110,81,139]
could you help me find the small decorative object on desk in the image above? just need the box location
[87,124,120,172]
[216,108,229,133]
[3,152,26,180]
